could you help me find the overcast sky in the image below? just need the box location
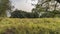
[11,0,38,12]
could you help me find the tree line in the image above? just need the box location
[0,0,60,18]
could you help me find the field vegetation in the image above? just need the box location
[0,18,60,34]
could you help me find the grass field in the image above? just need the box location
[0,18,60,34]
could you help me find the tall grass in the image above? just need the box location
[0,18,60,34]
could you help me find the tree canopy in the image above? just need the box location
[10,9,35,18]
[0,0,12,17]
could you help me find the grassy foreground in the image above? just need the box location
[0,18,60,34]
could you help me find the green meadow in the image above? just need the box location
[0,18,60,34]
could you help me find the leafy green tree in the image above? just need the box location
[0,0,12,17]
[32,0,60,18]
[10,9,35,18]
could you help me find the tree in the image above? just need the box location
[32,0,60,18]
[0,0,12,17]
[10,9,35,18]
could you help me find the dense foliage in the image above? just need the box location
[0,0,60,18]
[0,0,12,17]
[10,9,60,18]
[31,0,60,18]
[10,9,35,18]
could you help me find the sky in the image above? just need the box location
[11,0,38,12]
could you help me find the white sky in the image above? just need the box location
[11,0,38,12]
